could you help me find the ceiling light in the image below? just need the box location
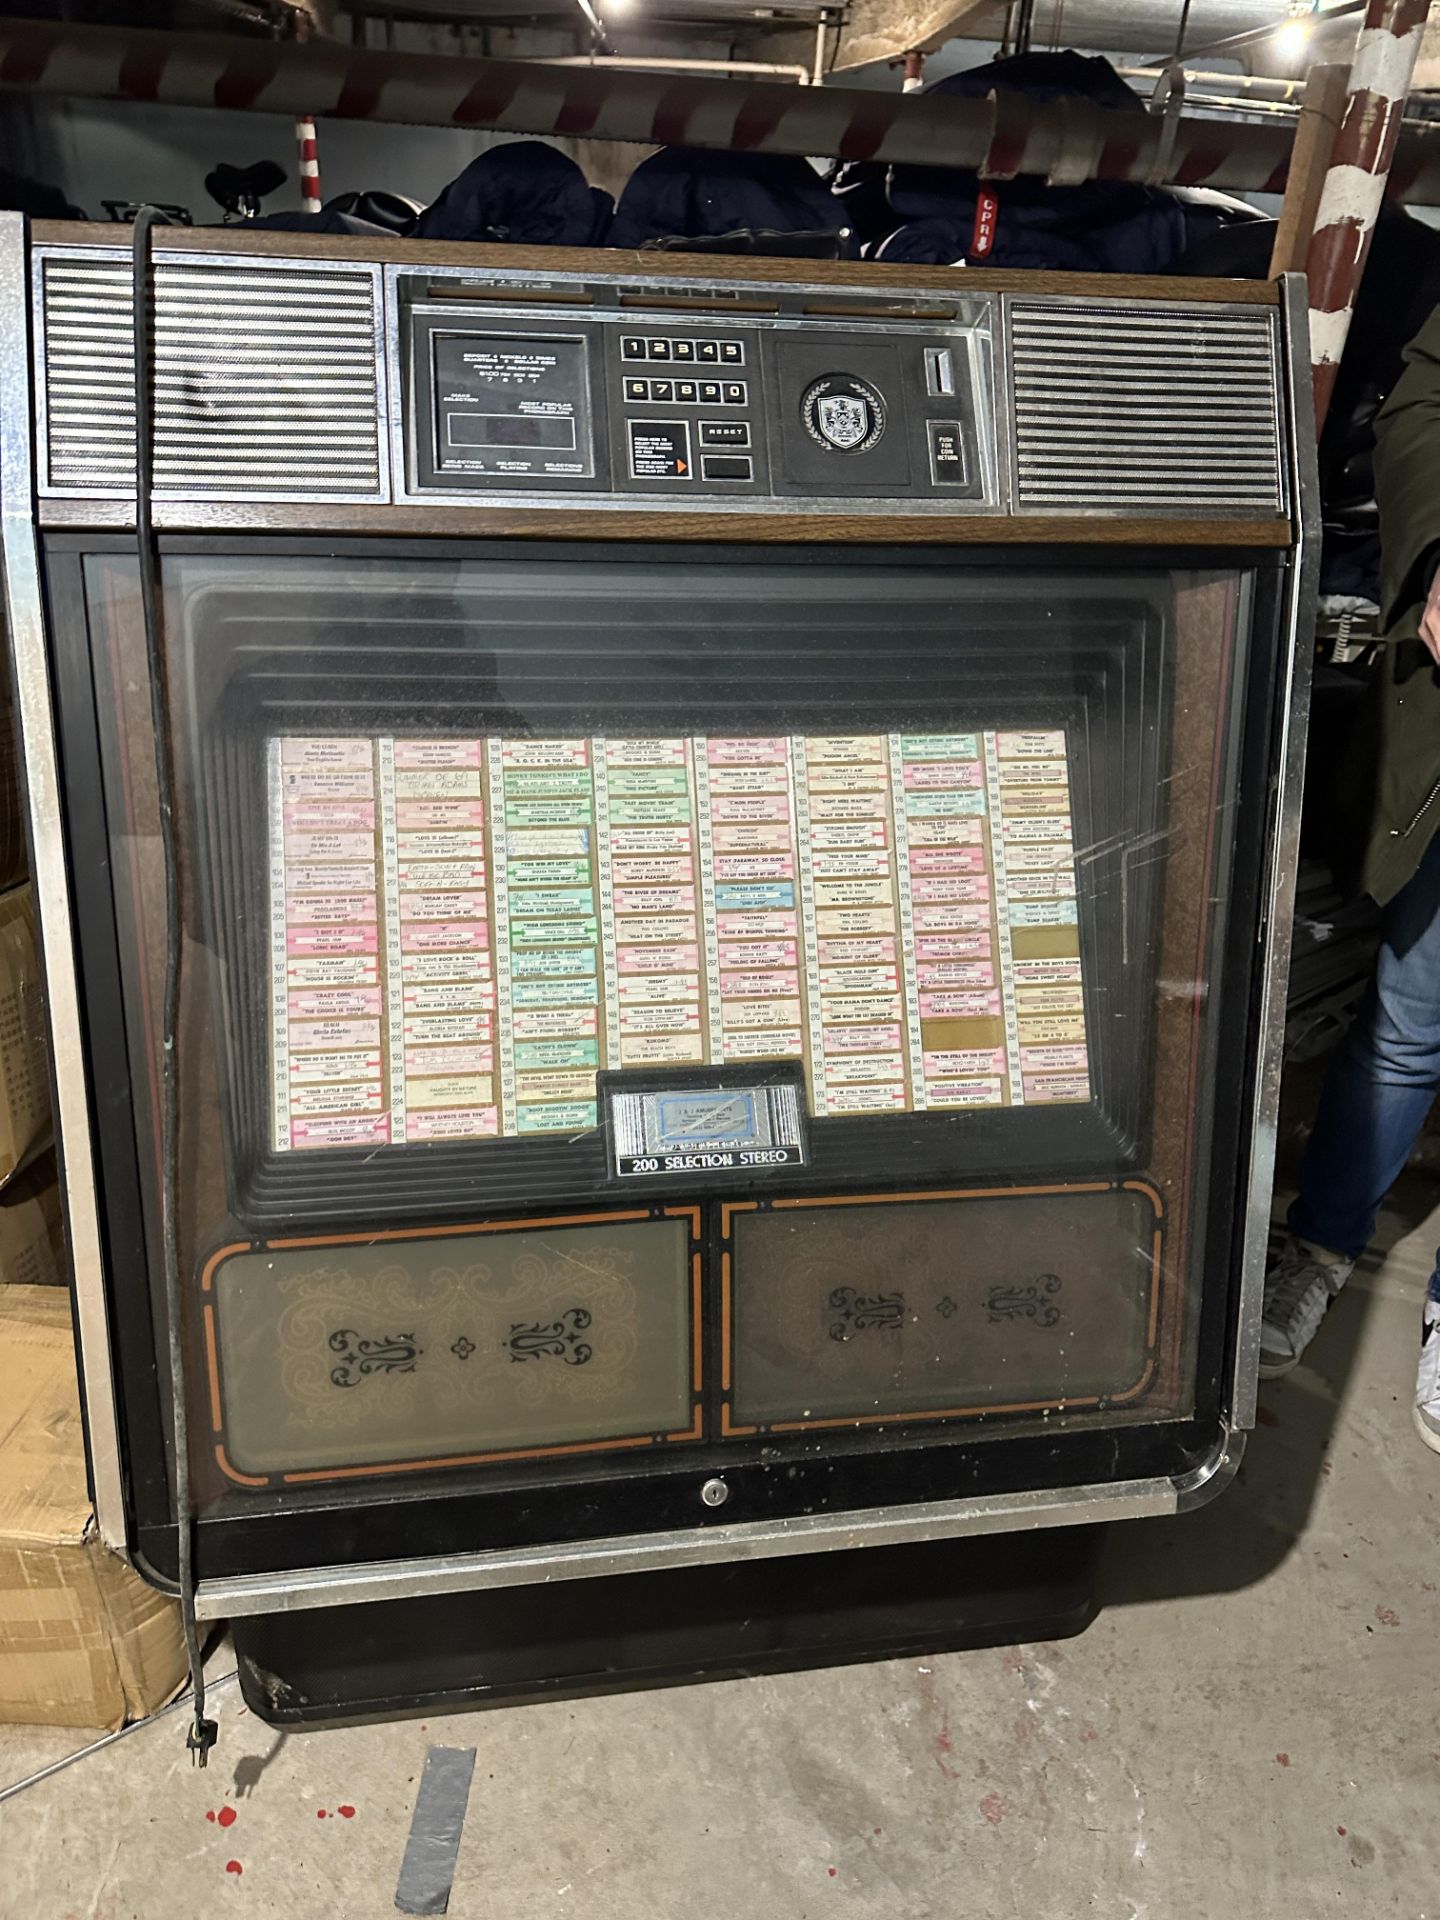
[1273,4,1315,62]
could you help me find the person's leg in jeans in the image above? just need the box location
[1291,828,1440,1255]
[1262,828,1440,1373]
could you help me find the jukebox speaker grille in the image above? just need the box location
[36,253,384,500]
[1008,301,1284,515]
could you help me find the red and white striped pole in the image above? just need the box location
[1304,0,1428,431]
[295,114,321,214]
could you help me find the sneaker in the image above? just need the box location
[1259,1236,1356,1377]
[1415,1267,1440,1455]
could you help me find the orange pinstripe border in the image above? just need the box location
[691,1252,703,1392]
[721,1250,732,1392]
[280,1430,660,1485]
[201,1241,248,1293]
[202,1303,223,1430]
[214,1444,268,1489]
[720,1200,757,1238]
[766,1181,1113,1210]
[666,1404,705,1443]
[267,1208,653,1250]
[202,1209,702,1488]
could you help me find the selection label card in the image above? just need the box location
[267,730,1090,1151]
[270,736,388,1153]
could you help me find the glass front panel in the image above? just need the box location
[79,546,1259,1505]
[208,1216,696,1482]
[264,725,1089,1152]
[727,1187,1159,1430]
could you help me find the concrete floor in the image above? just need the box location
[2,1186,1438,1920]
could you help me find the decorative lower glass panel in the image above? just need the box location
[268,730,1088,1151]
[204,1215,699,1483]
[724,1185,1161,1431]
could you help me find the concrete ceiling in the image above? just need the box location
[331,0,1358,58]
[943,1,1330,56]
[817,0,1367,74]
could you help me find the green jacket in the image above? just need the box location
[1336,303,1440,904]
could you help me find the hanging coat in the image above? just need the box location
[839,51,1213,274]
[413,142,613,247]
[609,147,850,255]
[1331,303,1440,905]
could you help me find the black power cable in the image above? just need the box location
[131,206,216,1767]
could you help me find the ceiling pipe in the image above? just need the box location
[5,13,1440,201]
[539,54,814,83]
[1116,67,1311,103]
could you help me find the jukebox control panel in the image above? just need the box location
[401,273,996,509]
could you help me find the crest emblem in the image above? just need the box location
[801,373,886,455]
[816,393,870,450]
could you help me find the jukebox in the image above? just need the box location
[1,213,1313,1720]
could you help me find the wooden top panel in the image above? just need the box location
[30,221,1281,308]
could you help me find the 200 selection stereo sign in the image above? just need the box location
[605,1078,807,1179]
[266,732,1089,1152]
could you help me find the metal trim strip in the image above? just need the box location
[1231,272,1320,1432]
[0,212,129,1553]
[194,1473,1181,1619]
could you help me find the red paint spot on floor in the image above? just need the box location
[317,1809,328,1819]
[338,1805,356,1819]
[225,1861,243,1877]
[205,1811,216,1823]
[979,1791,1007,1826]
[933,1712,962,1781]
[1276,1754,1290,1768]
[1338,1827,1347,1837]
[828,1867,838,1878]
[872,1827,882,1836]
[1256,1406,1281,1428]
[217,1806,237,1828]
[1376,1606,1401,1628]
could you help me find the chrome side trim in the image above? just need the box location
[194,1474,1179,1620]
[0,212,129,1553]
[1173,1424,1246,1514]
[1232,271,1320,1433]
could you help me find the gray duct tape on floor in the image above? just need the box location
[395,1745,478,1917]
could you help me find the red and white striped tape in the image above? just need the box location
[295,114,321,214]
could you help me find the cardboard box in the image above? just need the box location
[0,1153,62,1287]
[0,886,50,1189]
[0,1286,188,1729]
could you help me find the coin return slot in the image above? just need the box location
[925,347,956,397]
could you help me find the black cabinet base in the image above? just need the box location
[232,1527,1106,1728]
